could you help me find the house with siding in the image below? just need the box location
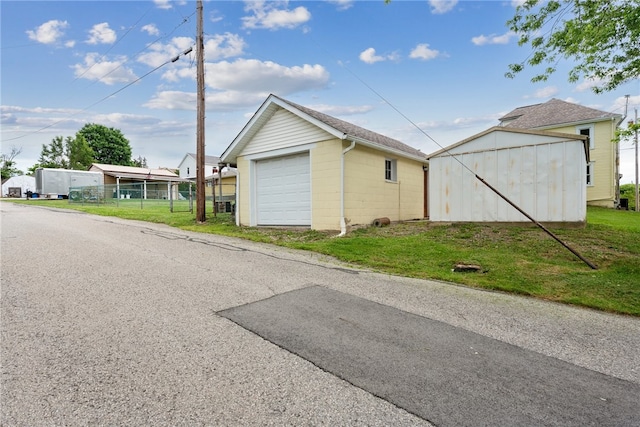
[499,98,622,207]
[178,153,221,180]
[220,94,428,232]
[205,166,237,213]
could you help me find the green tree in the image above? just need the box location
[505,0,640,93]
[38,136,68,169]
[132,155,148,168]
[1,146,23,180]
[36,134,96,170]
[620,184,637,211]
[67,134,95,170]
[78,123,133,166]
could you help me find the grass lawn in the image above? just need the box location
[7,199,640,316]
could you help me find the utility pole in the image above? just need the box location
[617,95,630,208]
[195,0,206,223]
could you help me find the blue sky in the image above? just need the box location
[2,0,638,183]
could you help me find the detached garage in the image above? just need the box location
[221,94,428,231]
[427,127,589,225]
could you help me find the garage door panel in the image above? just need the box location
[256,153,310,226]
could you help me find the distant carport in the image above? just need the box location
[89,163,190,200]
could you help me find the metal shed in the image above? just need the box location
[427,127,589,224]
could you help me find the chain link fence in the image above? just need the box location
[68,182,235,214]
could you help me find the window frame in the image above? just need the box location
[385,158,397,182]
[586,161,594,186]
[576,124,595,150]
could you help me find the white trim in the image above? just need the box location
[271,97,346,140]
[244,143,317,161]
[576,123,595,149]
[249,160,257,226]
[385,158,397,182]
[587,161,595,186]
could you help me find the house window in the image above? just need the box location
[187,167,190,175]
[385,159,397,182]
[586,162,594,186]
[577,124,595,149]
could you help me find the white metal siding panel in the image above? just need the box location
[535,143,550,220]
[520,145,536,217]
[256,152,311,226]
[430,136,586,223]
[241,109,332,156]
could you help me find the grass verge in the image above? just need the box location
[6,200,640,316]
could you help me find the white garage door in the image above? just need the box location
[256,152,311,226]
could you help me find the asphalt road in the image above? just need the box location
[2,202,639,426]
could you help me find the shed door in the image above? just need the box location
[256,152,311,226]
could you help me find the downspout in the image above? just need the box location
[338,139,356,237]
[235,167,240,226]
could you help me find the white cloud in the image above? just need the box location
[205,33,246,60]
[72,53,138,85]
[144,91,195,110]
[141,24,160,36]
[137,36,195,68]
[242,1,311,30]
[359,48,386,64]
[611,95,640,115]
[416,112,502,132]
[26,20,69,44]
[149,58,329,110]
[409,44,441,61]
[525,86,559,99]
[86,23,117,45]
[0,105,80,115]
[429,0,458,14]
[471,31,515,46]
[206,59,329,93]
[574,77,604,92]
[144,90,268,112]
[92,112,161,128]
[153,0,172,10]
[139,34,243,69]
[327,0,355,11]
[511,0,528,7]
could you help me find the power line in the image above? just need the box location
[74,5,154,82]
[74,10,195,97]
[307,31,597,269]
[4,6,197,143]
[3,46,194,142]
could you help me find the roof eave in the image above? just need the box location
[345,134,427,163]
[531,114,622,130]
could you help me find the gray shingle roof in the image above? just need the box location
[187,153,221,164]
[499,98,620,129]
[274,96,426,159]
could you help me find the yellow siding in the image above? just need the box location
[544,120,616,207]
[310,139,343,230]
[343,144,424,227]
[235,140,426,230]
[236,157,250,226]
[208,176,236,197]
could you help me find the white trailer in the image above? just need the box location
[35,168,104,199]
